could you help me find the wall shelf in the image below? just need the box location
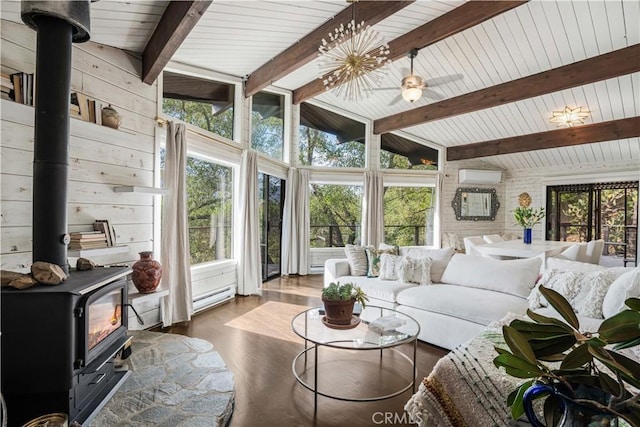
[67,245,129,258]
[113,186,168,195]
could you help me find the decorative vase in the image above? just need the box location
[101,104,122,129]
[131,251,162,294]
[322,297,355,325]
[523,227,532,244]
[523,383,620,427]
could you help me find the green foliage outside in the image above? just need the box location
[384,186,434,246]
[299,126,364,167]
[380,150,437,171]
[251,112,283,160]
[162,98,233,140]
[310,184,362,247]
[258,174,283,276]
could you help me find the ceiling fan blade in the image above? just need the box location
[387,93,404,106]
[423,88,445,101]
[370,87,399,91]
[427,73,464,87]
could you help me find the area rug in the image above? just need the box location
[88,331,234,427]
[224,301,309,343]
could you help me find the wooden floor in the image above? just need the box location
[163,275,448,427]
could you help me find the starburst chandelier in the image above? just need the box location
[549,106,591,127]
[318,2,390,101]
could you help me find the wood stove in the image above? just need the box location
[1,267,132,426]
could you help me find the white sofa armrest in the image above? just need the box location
[324,259,351,287]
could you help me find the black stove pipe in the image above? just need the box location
[21,1,91,273]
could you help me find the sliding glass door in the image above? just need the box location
[546,182,638,266]
[258,173,284,281]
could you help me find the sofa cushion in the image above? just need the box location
[344,244,368,276]
[336,275,416,303]
[397,284,528,326]
[401,247,454,283]
[439,254,541,298]
[602,267,640,318]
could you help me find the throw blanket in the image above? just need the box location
[405,322,530,427]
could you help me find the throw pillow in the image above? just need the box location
[344,244,368,276]
[401,256,432,285]
[546,257,606,273]
[404,247,454,283]
[365,244,399,277]
[378,253,404,281]
[528,269,617,318]
[602,267,640,318]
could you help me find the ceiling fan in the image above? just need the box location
[372,48,463,105]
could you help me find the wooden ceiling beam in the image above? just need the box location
[142,1,212,85]
[446,117,640,161]
[375,44,640,134]
[244,1,413,98]
[292,0,527,104]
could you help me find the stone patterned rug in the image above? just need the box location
[88,331,234,427]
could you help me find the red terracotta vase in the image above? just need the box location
[131,251,162,293]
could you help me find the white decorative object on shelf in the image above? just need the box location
[67,245,128,258]
[113,186,168,195]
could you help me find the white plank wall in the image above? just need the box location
[440,159,507,243]
[0,19,163,324]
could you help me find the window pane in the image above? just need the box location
[383,186,435,246]
[310,184,362,247]
[185,155,234,265]
[162,72,234,140]
[299,102,365,168]
[380,133,438,170]
[252,92,284,160]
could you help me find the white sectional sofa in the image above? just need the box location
[324,247,639,350]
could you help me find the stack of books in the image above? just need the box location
[9,72,34,105]
[68,231,108,250]
[70,92,103,124]
[93,219,116,246]
[1,73,13,100]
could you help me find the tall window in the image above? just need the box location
[547,181,638,266]
[252,92,284,160]
[162,149,234,266]
[309,184,362,247]
[380,134,438,171]
[383,186,435,246]
[162,71,234,140]
[299,102,365,168]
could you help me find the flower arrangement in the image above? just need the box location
[513,192,545,228]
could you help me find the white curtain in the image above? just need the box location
[238,150,261,295]
[282,168,310,275]
[161,122,193,326]
[362,171,384,247]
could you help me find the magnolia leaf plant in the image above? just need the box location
[493,286,640,425]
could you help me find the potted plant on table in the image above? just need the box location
[493,286,640,426]
[321,282,368,329]
[513,192,545,244]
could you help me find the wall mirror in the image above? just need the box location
[451,188,500,221]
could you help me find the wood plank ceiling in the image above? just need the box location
[1,0,637,171]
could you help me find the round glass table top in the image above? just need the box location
[291,305,420,350]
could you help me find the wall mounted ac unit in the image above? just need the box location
[458,169,502,184]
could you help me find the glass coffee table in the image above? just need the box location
[291,305,420,414]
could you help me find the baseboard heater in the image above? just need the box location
[193,286,234,313]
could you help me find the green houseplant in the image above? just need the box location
[321,282,368,327]
[493,286,640,426]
